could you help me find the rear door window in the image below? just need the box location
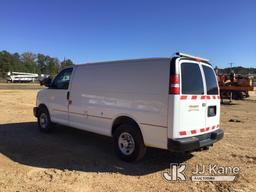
[202,65,219,95]
[181,63,204,95]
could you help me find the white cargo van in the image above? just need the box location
[34,53,224,162]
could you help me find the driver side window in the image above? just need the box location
[51,68,73,89]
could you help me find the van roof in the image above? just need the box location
[78,57,171,66]
[77,53,211,66]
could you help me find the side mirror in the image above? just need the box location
[40,77,52,87]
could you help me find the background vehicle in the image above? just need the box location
[6,71,38,83]
[6,71,49,83]
[34,52,224,162]
[217,73,254,102]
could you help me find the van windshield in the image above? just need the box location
[202,65,218,95]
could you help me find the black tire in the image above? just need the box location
[113,124,146,162]
[37,106,53,133]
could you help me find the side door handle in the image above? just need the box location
[67,91,72,104]
[67,91,70,100]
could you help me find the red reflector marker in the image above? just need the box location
[201,96,206,100]
[180,96,187,100]
[200,128,205,132]
[192,95,197,100]
[179,131,187,136]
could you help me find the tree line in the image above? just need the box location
[218,66,256,75]
[0,50,74,78]
[1,50,255,79]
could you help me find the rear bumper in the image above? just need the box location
[168,129,224,152]
[33,107,38,118]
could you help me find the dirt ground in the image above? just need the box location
[0,83,41,90]
[0,86,255,192]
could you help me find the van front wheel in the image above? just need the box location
[114,124,146,162]
[37,106,53,133]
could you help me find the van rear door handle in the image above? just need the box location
[202,103,206,107]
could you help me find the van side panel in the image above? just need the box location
[69,59,170,149]
[140,124,167,149]
[167,95,180,139]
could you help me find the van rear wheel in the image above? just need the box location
[114,124,146,162]
[37,106,53,133]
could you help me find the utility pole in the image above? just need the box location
[63,57,66,69]
[229,62,234,73]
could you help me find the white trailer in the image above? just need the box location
[6,72,39,83]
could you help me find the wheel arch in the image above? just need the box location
[37,103,51,117]
[111,115,143,138]
[38,103,48,110]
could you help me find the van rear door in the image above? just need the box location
[176,61,206,138]
[201,64,220,131]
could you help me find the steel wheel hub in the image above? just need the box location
[39,113,47,129]
[118,132,135,155]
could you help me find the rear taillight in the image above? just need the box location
[169,74,180,94]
